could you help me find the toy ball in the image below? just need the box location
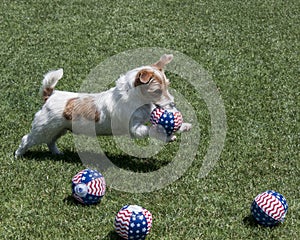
[150,107,183,136]
[114,205,152,239]
[72,168,106,205]
[251,190,288,227]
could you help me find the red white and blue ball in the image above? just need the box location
[150,107,183,136]
[251,190,288,226]
[72,169,106,205]
[114,205,152,239]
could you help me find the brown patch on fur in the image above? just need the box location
[134,69,165,87]
[134,69,154,87]
[43,87,54,102]
[63,97,100,122]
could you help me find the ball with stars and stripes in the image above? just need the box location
[251,190,288,227]
[71,169,106,205]
[150,107,183,136]
[114,205,152,240]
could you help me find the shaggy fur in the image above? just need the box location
[15,54,192,157]
[63,97,100,122]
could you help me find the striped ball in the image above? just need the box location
[114,205,152,240]
[150,107,183,136]
[251,190,288,226]
[72,169,106,205]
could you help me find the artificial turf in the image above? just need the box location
[0,0,299,239]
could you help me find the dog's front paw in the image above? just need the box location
[168,135,177,142]
[178,123,192,133]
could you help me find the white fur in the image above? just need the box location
[15,55,192,157]
[42,68,63,88]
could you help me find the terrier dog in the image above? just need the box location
[15,54,192,157]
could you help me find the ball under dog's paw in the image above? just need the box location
[150,107,183,136]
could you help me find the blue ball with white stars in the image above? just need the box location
[71,169,106,205]
[150,107,183,136]
[114,205,153,240]
[251,190,288,227]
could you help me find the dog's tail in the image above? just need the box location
[41,69,63,102]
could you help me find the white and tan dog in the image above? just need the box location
[15,54,191,157]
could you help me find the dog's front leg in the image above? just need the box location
[130,123,150,138]
[128,106,152,139]
[177,122,192,133]
[129,111,164,140]
[128,109,181,142]
[130,123,174,142]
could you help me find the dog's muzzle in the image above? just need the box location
[155,102,176,109]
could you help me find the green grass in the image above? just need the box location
[0,0,299,239]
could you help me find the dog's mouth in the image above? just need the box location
[154,101,176,110]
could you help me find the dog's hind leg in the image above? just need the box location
[15,110,68,158]
[47,129,67,155]
[15,133,40,157]
[47,142,60,155]
[15,128,67,158]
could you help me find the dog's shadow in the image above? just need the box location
[21,149,167,173]
[20,150,82,164]
[105,151,167,172]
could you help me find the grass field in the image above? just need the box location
[0,0,299,239]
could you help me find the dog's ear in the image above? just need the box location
[152,54,173,69]
[134,69,154,87]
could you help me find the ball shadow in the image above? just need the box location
[243,214,260,228]
[63,195,81,206]
[105,231,123,240]
[242,214,281,229]
[63,194,104,207]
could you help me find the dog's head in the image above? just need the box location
[130,54,175,108]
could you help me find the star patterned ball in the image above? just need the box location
[251,190,288,227]
[114,205,153,240]
[150,107,183,136]
[71,169,106,205]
